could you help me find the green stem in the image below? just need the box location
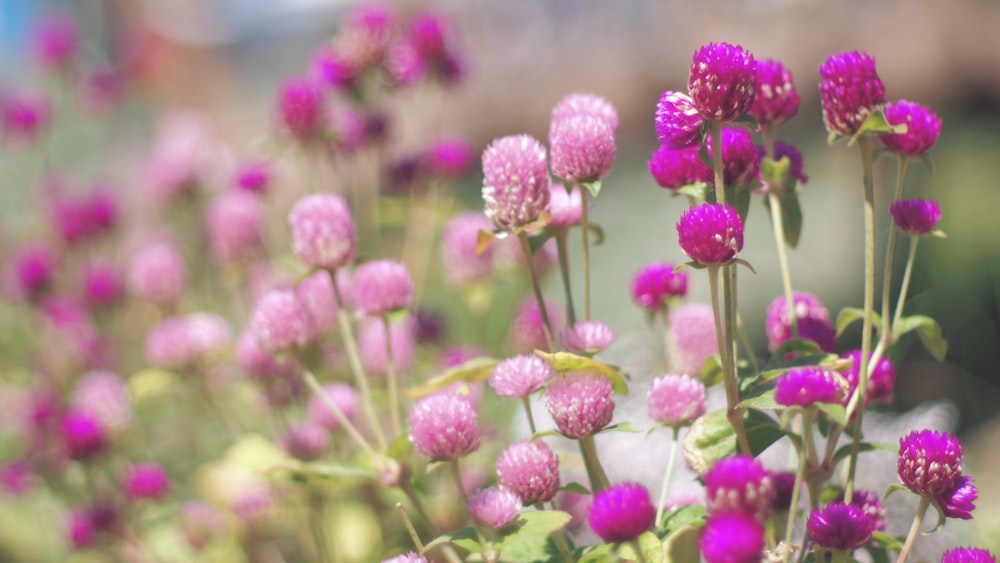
[782,412,810,563]
[736,312,760,373]
[517,233,557,351]
[896,496,930,563]
[521,396,538,435]
[655,427,681,528]
[302,371,383,469]
[448,459,490,548]
[555,230,577,325]
[308,491,332,563]
[708,266,751,455]
[399,480,438,535]
[768,193,799,340]
[382,315,403,439]
[630,539,650,563]
[579,186,592,321]
[578,434,610,492]
[879,157,910,347]
[708,120,725,206]
[724,267,751,455]
[395,502,426,552]
[892,237,920,331]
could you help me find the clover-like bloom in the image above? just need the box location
[277,77,323,140]
[288,194,357,270]
[353,260,413,316]
[408,393,480,460]
[898,429,963,496]
[72,371,132,435]
[495,440,560,504]
[936,475,977,520]
[552,93,619,130]
[508,297,563,353]
[146,314,232,370]
[676,203,744,265]
[836,489,886,531]
[775,367,844,408]
[819,51,886,137]
[250,289,318,353]
[942,547,996,563]
[666,303,718,376]
[588,482,655,543]
[481,135,550,231]
[357,317,416,377]
[559,320,615,356]
[879,100,942,157]
[82,259,123,308]
[489,354,553,399]
[62,411,106,460]
[549,114,616,183]
[382,552,428,563]
[751,59,799,128]
[425,135,474,180]
[700,513,765,563]
[765,292,836,353]
[889,198,942,236]
[704,455,775,522]
[124,463,170,500]
[648,146,713,191]
[32,12,79,72]
[842,349,896,406]
[468,487,523,529]
[547,184,584,228]
[631,262,689,311]
[280,421,331,461]
[706,126,760,187]
[647,374,705,427]
[688,42,756,122]
[654,91,703,150]
[206,190,265,264]
[807,502,875,552]
[127,239,187,307]
[545,371,615,438]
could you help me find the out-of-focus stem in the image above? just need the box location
[768,192,799,340]
[521,396,537,435]
[555,230,577,325]
[580,186,592,321]
[655,426,681,528]
[578,434,610,492]
[517,232,557,351]
[303,370,382,467]
[782,413,809,563]
[896,496,931,563]
[382,316,403,439]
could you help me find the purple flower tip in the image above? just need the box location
[544,371,615,438]
[706,126,760,187]
[936,475,977,520]
[751,58,799,128]
[481,135,550,231]
[774,367,845,408]
[647,374,706,426]
[468,487,523,529]
[490,354,553,399]
[688,42,756,122]
[942,547,997,563]
[889,198,942,236]
[835,489,886,532]
[766,291,836,353]
[704,455,775,522]
[819,51,886,137]
[879,100,942,156]
[807,502,875,552]
[631,262,689,311]
[549,114,616,183]
[496,439,560,504]
[654,91,703,150]
[648,145,712,191]
[898,429,963,496]
[62,411,106,460]
[408,393,480,460]
[588,482,655,543]
[676,203,744,265]
[843,349,896,406]
[125,463,170,500]
[700,512,765,563]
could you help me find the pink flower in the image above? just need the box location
[288,194,357,270]
[508,297,562,354]
[552,93,619,130]
[775,367,845,408]
[819,51,886,137]
[234,160,272,193]
[549,114,616,183]
[544,371,615,438]
[706,127,760,187]
[842,349,895,406]
[358,317,416,377]
[807,502,875,552]
[750,59,799,128]
[879,99,941,157]
[481,135,550,231]
[62,410,106,460]
[124,463,170,500]
[648,145,712,190]
[898,429,963,496]
[588,482,655,542]
[704,455,775,522]
[489,354,553,398]
[72,371,132,435]
[9,243,58,299]
[206,190,265,264]
[146,314,232,370]
[936,475,977,520]
[81,259,123,308]
[765,291,836,353]
[408,393,480,460]
[889,198,941,236]
[127,239,187,307]
[665,303,718,376]
[468,487,523,529]
[353,259,413,315]
[309,383,360,432]
[700,513,764,563]
[647,374,706,426]
[440,212,495,288]
[32,12,79,72]
[495,440,560,504]
[676,203,744,265]
[654,91,703,150]
[424,135,474,180]
[559,320,615,355]
[631,262,689,311]
[688,42,756,122]
[2,91,51,144]
[280,421,331,461]
[547,184,584,228]
[249,289,318,353]
[278,77,324,140]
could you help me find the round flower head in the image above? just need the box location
[127,239,187,307]
[631,262,689,311]
[236,330,297,380]
[842,349,895,405]
[409,10,450,61]
[889,198,941,236]
[508,297,563,354]
[384,41,426,87]
[280,421,331,461]
[879,100,941,156]
[489,354,553,399]
[666,303,719,376]
[706,126,760,187]
[297,270,338,333]
[898,429,963,496]
[770,472,798,512]
[289,194,357,270]
[336,2,395,69]
[72,371,132,435]
[547,184,584,228]
[648,374,706,427]
[560,320,615,356]
[206,190,265,264]
[81,259,123,308]
[495,439,560,504]
[11,243,57,299]
[250,289,318,353]
[383,552,428,563]
[62,410,106,460]
[234,160,271,193]
[549,114,616,183]
[807,502,875,552]
[441,212,494,288]
[759,140,809,186]
[751,59,799,128]
[468,487,523,529]
[32,12,79,72]
[124,463,170,500]
[544,371,615,438]
[552,93,619,130]
[676,203,744,266]
[2,92,51,144]
[936,475,977,520]
[358,317,416,377]
[408,393,480,460]
[765,292,836,353]
[481,135,551,231]
[588,482,655,543]
[704,455,775,522]
[648,145,713,190]
[775,367,844,408]
[700,513,764,563]
[819,51,886,137]
[654,91,703,150]
[353,259,413,315]
[309,383,359,432]
[146,314,231,370]
[68,507,96,549]
[425,135,474,180]
[942,547,997,563]
[278,77,323,140]
[836,489,886,531]
[688,42,756,122]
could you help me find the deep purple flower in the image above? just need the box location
[496,439,560,504]
[879,100,942,157]
[288,194,357,270]
[552,93,619,131]
[835,489,886,532]
[62,410,106,460]
[559,320,615,356]
[468,487,523,529]
[700,512,764,563]
[547,184,584,227]
[942,547,996,563]
[654,91,703,150]
[819,51,886,137]
[2,92,50,143]
[124,463,170,500]
[631,262,689,311]
[936,475,977,520]
[489,354,553,399]
[889,198,942,236]
[648,145,713,190]
[409,11,451,61]
[278,77,324,140]
[353,259,413,315]
[704,455,775,522]
[549,114,616,183]
[11,243,57,298]
[666,303,719,376]
[842,349,895,406]
[647,374,706,426]
[807,502,875,552]
[544,371,615,438]
[898,429,963,496]
[588,482,655,543]
[408,393,480,460]
[775,367,844,408]
[481,135,550,231]
[676,203,744,266]
[688,42,756,122]
[751,59,799,128]
[765,292,836,353]
[706,126,760,187]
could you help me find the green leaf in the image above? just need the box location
[882,483,910,502]
[779,193,803,248]
[848,108,907,145]
[734,183,752,221]
[734,112,760,130]
[916,153,934,174]
[759,353,839,379]
[577,543,615,563]
[770,338,822,362]
[406,356,498,399]
[529,228,558,254]
[558,482,591,495]
[617,531,663,563]
[736,388,779,411]
[582,180,602,198]
[871,531,903,553]
[587,223,606,246]
[926,497,947,534]
[815,402,847,426]
[658,504,706,537]
[535,351,629,394]
[662,521,703,563]
[676,182,709,202]
[832,441,899,465]
[893,315,948,361]
[387,434,411,460]
[700,355,724,386]
[530,429,563,441]
[681,409,784,473]
[731,258,757,274]
[760,155,791,191]
[745,409,785,456]
[597,422,643,434]
[835,307,882,338]
[422,526,478,554]
[499,534,568,563]
[498,510,573,549]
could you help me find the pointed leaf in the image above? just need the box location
[407,356,498,399]
[836,307,882,337]
[617,531,663,563]
[815,402,847,426]
[779,192,803,248]
[916,153,934,174]
[582,180,602,198]
[587,223,605,246]
[848,109,907,145]
[734,113,760,130]
[745,409,785,456]
[770,338,823,362]
[895,315,948,361]
[676,182,710,202]
[476,229,499,255]
[558,482,591,495]
[699,355,724,386]
[658,504,706,537]
[731,258,757,274]
[497,510,573,548]
[882,483,911,502]
[535,351,629,394]
[871,531,904,553]
[421,526,478,554]
[926,496,947,534]
[596,422,643,435]
[734,184,752,221]
[529,228,558,254]
[760,155,791,191]
[736,388,779,411]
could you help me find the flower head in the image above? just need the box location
[700,513,764,563]
[288,194,357,270]
[549,114,616,183]
[807,502,875,552]
[278,77,324,140]
[942,547,996,563]
[62,411,106,460]
[765,292,836,353]
[936,475,977,520]
[382,552,428,563]
[353,260,413,315]
[631,262,689,311]
[898,429,963,496]
[677,203,744,265]
[843,349,896,405]
[309,383,359,432]
[775,367,844,408]
[206,190,265,264]
[280,421,331,461]
[250,289,318,353]
[10,243,57,299]
[688,42,756,121]
[2,92,50,144]
[481,135,550,231]
[552,93,619,130]
[559,320,615,356]
[127,239,187,307]
[706,126,760,187]
[879,100,941,156]
[425,135,474,180]
[648,145,713,190]
[819,51,886,137]
[544,371,615,438]
[124,463,170,500]
[234,160,272,193]
[495,439,560,504]
[508,297,562,353]
[72,371,132,435]
[468,487,523,529]
[81,259,123,308]
[647,374,706,426]
[588,482,655,543]
[654,91,703,149]
[836,489,886,531]
[440,212,494,288]
[751,59,799,128]
[889,198,941,236]
[547,184,584,227]
[704,455,775,522]
[408,393,480,460]
[297,270,338,333]
[236,330,298,380]
[665,303,719,376]
[32,12,79,72]
[490,354,553,399]
[770,472,798,512]
[146,314,231,370]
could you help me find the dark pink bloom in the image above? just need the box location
[125,463,170,499]
[765,291,836,353]
[553,93,619,130]
[278,77,324,140]
[836,489,886,531]
[819,51,886,137]
[409,11,450,61]
[936,475,977,520]
[700,513,764,563]
[288,194,357,270]
[588,482,655,543]
[647,374,705,426]
[942,547,996,563]
[62,410,106,460]
[127,239,187,307]
[234,160,272,193]
[68,507,97,549]
[384,41,426,87]
[72,370,132,435]
[32,12,79,72]
[648,145,712,190]
[704,455,774,522]
[889,198,941,236]
[508,296,562,354]
[774,367,844,408]
[2,91,50,144]
[688,42,756,122]
[770,472,798,512]
[408,393,480,460]
[898,429,963,496]
[631,262,689,311]
[549,113,616,182]
[481,135,550,231]
[280,421,331,461]
[544,371,615,438]
[496,439,560,504]
[842,349,895,405]
[676,203,744,265]
[654,91,703,149]
[425,135,474,180]
[353,259,413,315]
[807,502,875,552]
[311,47,356,91]
[337,2,396,70]
[1,462,33,495]
[10,243,57,298]
[468,487,522,529]
[145,314,231,370]
[706,126,760,187]
[879,100,941,157]
[751,59,799,128]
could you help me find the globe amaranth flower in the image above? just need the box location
[508,296,563,354]
[774,367,845,408]
[425,135,474,180]
[889,198,941,236]
[72,371,132,436]
[835,489,886,532]
[353,259,413,315]
[544,371,615,438]
[297,270,338,333]
[942,547,997,563]
[280,421,331,461]
[655,91,703,150]
[288,193,357,270]
[751,59,799,128]
[770,472,798,512]
[490,354,553,398]
[688,42,756,122]
[700,512,765,563]
[549,114,616,183]
[234,159,272,193]
[547,184,584,227]
[819,51,886,137]
[842,349,895,405]
[552,93,619,131]
[666,303,719,376]
[647,374,706,427]
[879,100,941,157]
[898,429,963,496]
[676,203,744,266]
[10,243,57,299]
[278,77,324,140]
[82,259,123,308]
[408,393,480,460]
[706,126,760,187]
[440,212,495,289]
[382,552,428,563]
[704,455,775,522]
[631,262,689,311]
[2,91,51,144]
[62,411,106,460]
[648,145,713,191]
[807,502,875,552]
[127,239,187,307]
[32,12,79,72]
[765,291,836,353]
[206,190,265,264]
[496,439,560,504]
[936,475,977,520]
[309,383,359,432]
[481,135,550,231]
[250,289,318,353]
[559,320,615,356]
[146,314,232,370]
[468,487,523,529]
[124,463,170,500]
[588,482,655,543]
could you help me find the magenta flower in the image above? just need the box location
[62,411,106,460]
[468,487,523,529]
[936,475,977,520]
[765,291,836,353]
[425,135,474,180]
[819,51,886,137]
[547,184,584,228]
[81,259,123,308]
[631,262,689,311]
[10,243,57,299]
[408,393,480,460]
[68,507,97,549]
[127,239,187,307]
[648,145,713,191]
[280,421,331,461]
[688,42,756,122]
[206,190,265,264]
[552,93,619,130]
[234,160,272,193]
[676,203,744,266]
[704,455,775,522]
[489,354,553,399]
[898,429,963,496]
[775,367,844,408]
[879,100,942,157]
[842,349,896,405]
[250,289,318,353]
[544,371,615,438]
[353,260,413,315]
[440,212,495,288]
[647,374,706,426]
[384,41,426,87]
[289,194,357,270]
[665,303,719,376]
[2,91,51,144]
[72,371,132,435]
[751,59,799,128]
[409,11,450,61]
[706,126,760,187]
[889,198,942,236]
[654,91,703,150]
[481,135,550,231]
[32,12,79,72]
[278,77,324,140]
[700,513,764,563]
[770,472,798,512]
[549,114,616,183]
[807,502,875,552]
[836,489,886,531]
[942,547,996,563]
[559,320,615,356]
[124,463,170,500]
[587,482,655,543]
[309,383,360,432]
[382,553,428,563]
[495,440,560,504]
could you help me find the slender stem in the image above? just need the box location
[709,266,751,455]
[843,135,877,503]
[579,186,592,320]
[308,492,332,563]
[382,316,403,438]
[724,267,751,455]
[395,502,425,552]
[892,238,920,330]
[768,193,799,339]
[879,157,911,346]
[399,480,437,534]
[517,233,557,351]
[736,313,760,373]
[896,496,931,563]
[708,120,725,205]
[302,371,383,468]
[555,230,577,325]
[545,515,575,563]
[578,434,610,492]
[448,459,490,548]
[655,426,681,528]
[521,396,538,435]
[782,413,809,563]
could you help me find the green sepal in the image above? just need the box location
[699,354,724,387]
[882,483,910,502]
[815,402,847,426]
[497,510,573,549]
[871,531,904,553]
[847,108,908,146]
[587,223,606,246]
[558,482,591,495]
[582,180,602,198]
[764,190,804,248]
[731,258,757,274]
[676,181,710,202]
[596,422,643,434]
